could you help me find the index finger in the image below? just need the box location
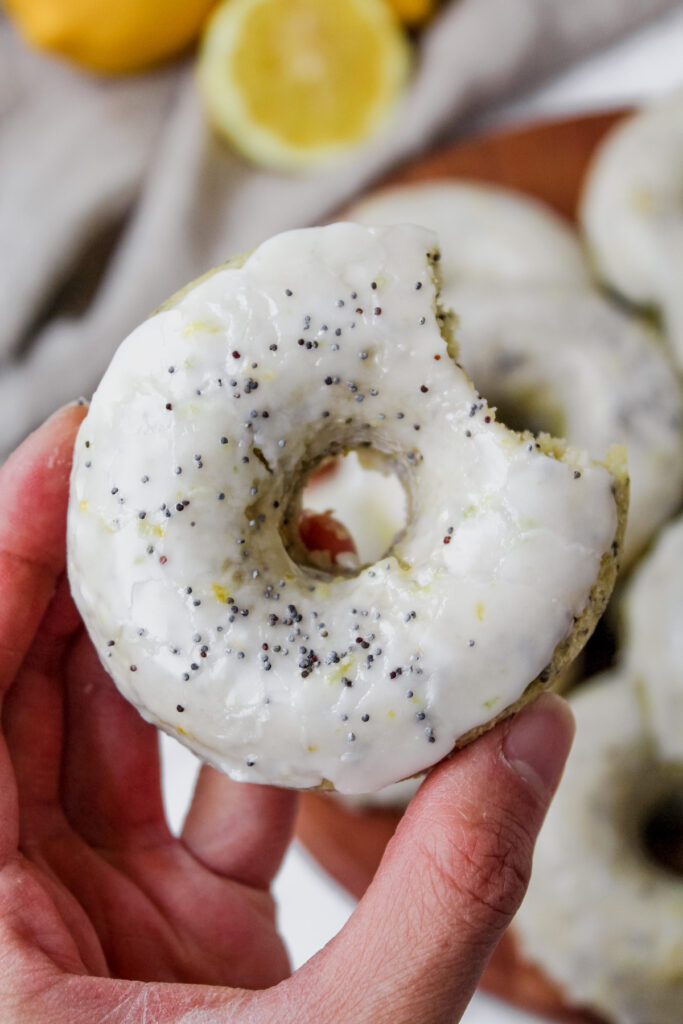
[0,403,87,703]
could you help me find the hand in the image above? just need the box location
[0,404,574,1024]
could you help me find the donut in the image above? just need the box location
[580,89,683,369]
[621,514,683,762]
[346,180,590,289]
[450,287,683,566]
[512,670,683,1024]
[67,222,625,794]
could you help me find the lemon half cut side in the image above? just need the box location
[197,0,411,172]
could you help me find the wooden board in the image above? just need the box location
[296,109,625,1024]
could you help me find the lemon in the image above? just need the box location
[197,0,411,171]
[4,0,219,73]
[388,0,439,27]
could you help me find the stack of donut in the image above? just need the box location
[297,91,683,1024]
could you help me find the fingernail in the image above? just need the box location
[502,693,575,799]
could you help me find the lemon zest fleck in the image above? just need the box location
[212,583,229,603]
[182,319,221,336]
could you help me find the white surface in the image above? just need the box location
[158,12,683,1022]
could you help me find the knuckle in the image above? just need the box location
[419,803,535,930]
[462,813,533,923]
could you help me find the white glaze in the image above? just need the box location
[68,223,618,793]
[450,286,683,566]
[515,671,683,1024]
[580,90,683,368]
[622,514,683,762]
[347,180,590,289]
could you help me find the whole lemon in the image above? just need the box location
[4,0,220,73]
[388,0,439,27]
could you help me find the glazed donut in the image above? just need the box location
[347,180,590,289]
[513,670,683,1024]
[622,514,683,762]
[580,90,683,369]
[451,287,683,566]
[68,222,625,794]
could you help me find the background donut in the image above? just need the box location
[513,671,683,1024]
[621,514,683,763]
[580,90,683,370]
[450,286,683,566]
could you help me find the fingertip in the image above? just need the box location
[0,404,88,572]
[182,770,299,888]
[501,692,575,801]
[8,400,89,469]
[1,401,89,502]
[39,401,90,470]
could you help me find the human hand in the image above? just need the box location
[0,404,574,1024]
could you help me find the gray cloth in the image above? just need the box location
[0,0,678,455]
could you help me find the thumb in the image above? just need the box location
[299,693,574,1024]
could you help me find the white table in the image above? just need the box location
[161,8,683,1021]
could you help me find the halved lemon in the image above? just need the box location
[197,0,411,171]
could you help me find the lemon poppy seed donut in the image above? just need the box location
[622,514,683,763]
[580,90,683,369]
[67,223,625,793]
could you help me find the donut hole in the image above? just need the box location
[641,788,683,877]
[296,449,408,573]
